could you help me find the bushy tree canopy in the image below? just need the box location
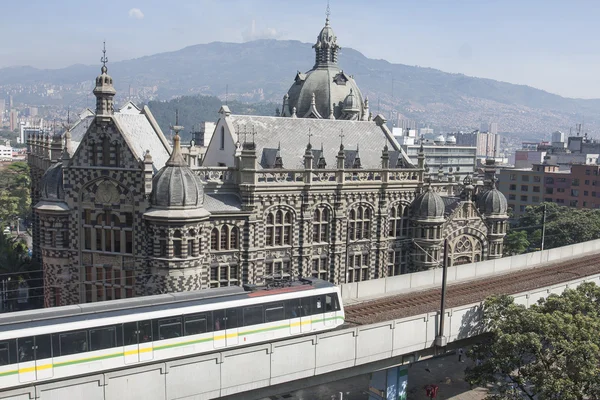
[0,162,31,225]
[466,282,600,400]
[504,203,600,255]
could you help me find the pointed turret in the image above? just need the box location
[274,142,283,168]
[93,42,116,119]
[317,143,327,169]
[352,144,362,169]
[313,4,340,67]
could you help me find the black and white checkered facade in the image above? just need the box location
[27,43,507,306]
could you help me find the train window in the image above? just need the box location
[325,294,340,312]
[36,335,52,360]
[90,326,117,351]
[243,305,264,326]
[265,303,285,323]
[285,299,300,319]
[59,331,88,356]
[0,341,13,365]
[300,297,312,316]
[123,322,138,345]
[213,310,225,331]
[139,320,153,343]
[17,337,35,362]
[185,313,211,335]
[226,308,240,329]
[159,317,182,340]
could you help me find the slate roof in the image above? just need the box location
[204,193,242,213]
[68,105,172,171]
[113,110,171,170]
[225,115,413,170]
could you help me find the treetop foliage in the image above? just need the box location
[466,282,600,400]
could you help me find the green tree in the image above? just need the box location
[466,282,600,400]
[0,162,31,225]
[503,230,530,255]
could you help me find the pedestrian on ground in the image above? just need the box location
[458,347,464,363]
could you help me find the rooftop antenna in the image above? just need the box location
[251,125,256,144]
[307,128,313,145]
[326,0,330,24]
[339,129,345,146]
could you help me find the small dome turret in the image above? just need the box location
[446,135,456,145]
[40,162,65,201]
[434,134,446,145]
[478,188,508,216]
[150,129,204,209]
[411,185,445,220]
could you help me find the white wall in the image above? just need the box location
[341,238,600,301]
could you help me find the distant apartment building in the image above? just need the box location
[395,130,478,182]
[515,131,600,170]
[9,110,18,131]
[0,99,5,118]
[0,145,13,160]
[455,130,500,158]
[499,163,600,217]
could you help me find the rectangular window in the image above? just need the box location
[509,174,517,181]
[285,299,300,319]
[125,231,133,254]
[509,184,517,190]
[521,185,529,192]
[158,317,182,340]
[125,270,134,286]
[89,326,116,351]
[586,169,591,175]
[114,231,121,253]
[520,195,528,201]
[571,189,579,196]
[585,180,591,185]
[243,305,264,326]
[533,176,541,182]
[0,341,14,366]
[84,228,92,250]
[508,194,516,200]
[325,294,340,312]
[59,330,88,356]
[585,191,589,196]
[545,187,554,194]
[572,179,580,186]
[521,175,529,182]
[533,186,540,192]
[545,177,554,184]
[185,313,211,335]
[532,196,540,203]
[265,303,285,323]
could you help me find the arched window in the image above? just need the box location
[173,230,182,258]
[220,225,229,250]
[220,127,225,150]
[211,228,219,250]
[348,205,371,241]
[313,207,329,243]
[388,203,410,238]
[265,210,293,246]
[188,229,196,257]
[230,227,239,249]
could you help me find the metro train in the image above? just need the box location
[0,278,344,390]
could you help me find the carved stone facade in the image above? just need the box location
[28,21,507,307]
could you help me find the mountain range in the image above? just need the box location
[2,39,599,137]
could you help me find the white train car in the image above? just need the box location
[0,278,344,390]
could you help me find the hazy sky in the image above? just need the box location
[2,0,600,99]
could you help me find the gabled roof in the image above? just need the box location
[67,104,172,171]
[213,114,413,170]
[112,106,171,170]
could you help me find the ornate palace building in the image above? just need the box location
[28,17,508,307]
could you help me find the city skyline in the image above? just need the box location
[2,0,600,99]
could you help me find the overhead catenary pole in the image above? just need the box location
[541,203,547,252]
[435,239,449,349]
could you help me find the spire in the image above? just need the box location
[166,110,187,167]
[274,142,283,168]
[317,143,327,169]
[353,144,362,168]
[313,2,340,67]
[93,41,116,117]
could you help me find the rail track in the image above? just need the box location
[345,252,600,326]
